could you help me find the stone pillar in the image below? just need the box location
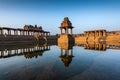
[39,32,41,36]
[31,31,33,36]
[0,30,1,35]
[13,30,15,35]
[0,29,3,35]
[88,32,89,37]
[99,31,102,37]
[10,30,11,35]
[30,31,32,35]
[66,28,68,34]
[7,30,9,35]
[70,28,72,35]
[32,31,34,36]
[19,30,21,35]
[28,31,29,36]
[95,31,97,37]
[46,33,47,36]
[25,31,26,35]
[26,31,28,35]
[1,29,3,35]
[24,31,26,35]
[60,28,62,34]
[22,31,24,35]
[98,31,100,37]
[103,30,106,37]
[15,30,18,35]
[43,32,44,36]
[44,32,46,36]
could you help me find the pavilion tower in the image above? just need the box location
[58,17,75,44]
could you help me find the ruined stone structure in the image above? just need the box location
[24,25,50,36]
[0,25,50,36]
[75,30,120,46]
[0,25,51,44]
[58,17,74,44]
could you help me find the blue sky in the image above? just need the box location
[0,0,120,34]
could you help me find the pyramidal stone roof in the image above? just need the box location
[59,17,74,28]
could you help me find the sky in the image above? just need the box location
[0,0,120,34]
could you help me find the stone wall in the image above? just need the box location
[106,34,120,46]
[0,35,58,45]
[75,30,120,46]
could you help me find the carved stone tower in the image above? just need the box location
[58,17,75,44]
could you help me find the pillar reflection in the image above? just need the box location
[0,43,50,59]
[58,43,74,67]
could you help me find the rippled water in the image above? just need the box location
[0,44,120,80]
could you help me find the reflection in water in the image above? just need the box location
[58,43,74,67]
[0,43,50,59]
[76,42,120,51]
[0,42,120,80]
[84,43,106,51]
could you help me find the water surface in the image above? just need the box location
[0,43,120,80]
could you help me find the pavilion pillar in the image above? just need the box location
[22,30,24,36]
[95,31,97,37]
[97,31,98,37]
[39,32,41,36]
[1,29,3,35]
[70,28,72,35]
[66,28,68,34]
[32,31,33,36]
[60,28,62,34]
[16,30,18,35]
[26,31,28,35]
[45,33,46,36]
[103,31,106,37]
[26,31,28,36]
[28,31,29,36]
[20,30,22,35]
[22,31,23,35]
[86,32,88,37]
[43,32,44,36]
[7,29,10,35]
[87,32,89,37]
[13,30,15,35]
[25,31,27,36]
[24,31,26,35]
[25,31,26,35]
[99,31,101,37]
[30,31,32,36]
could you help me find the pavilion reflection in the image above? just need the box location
[0,43,50,59]
[76,41,120,51]
[58,43,74,67]
[84,43,106,51]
